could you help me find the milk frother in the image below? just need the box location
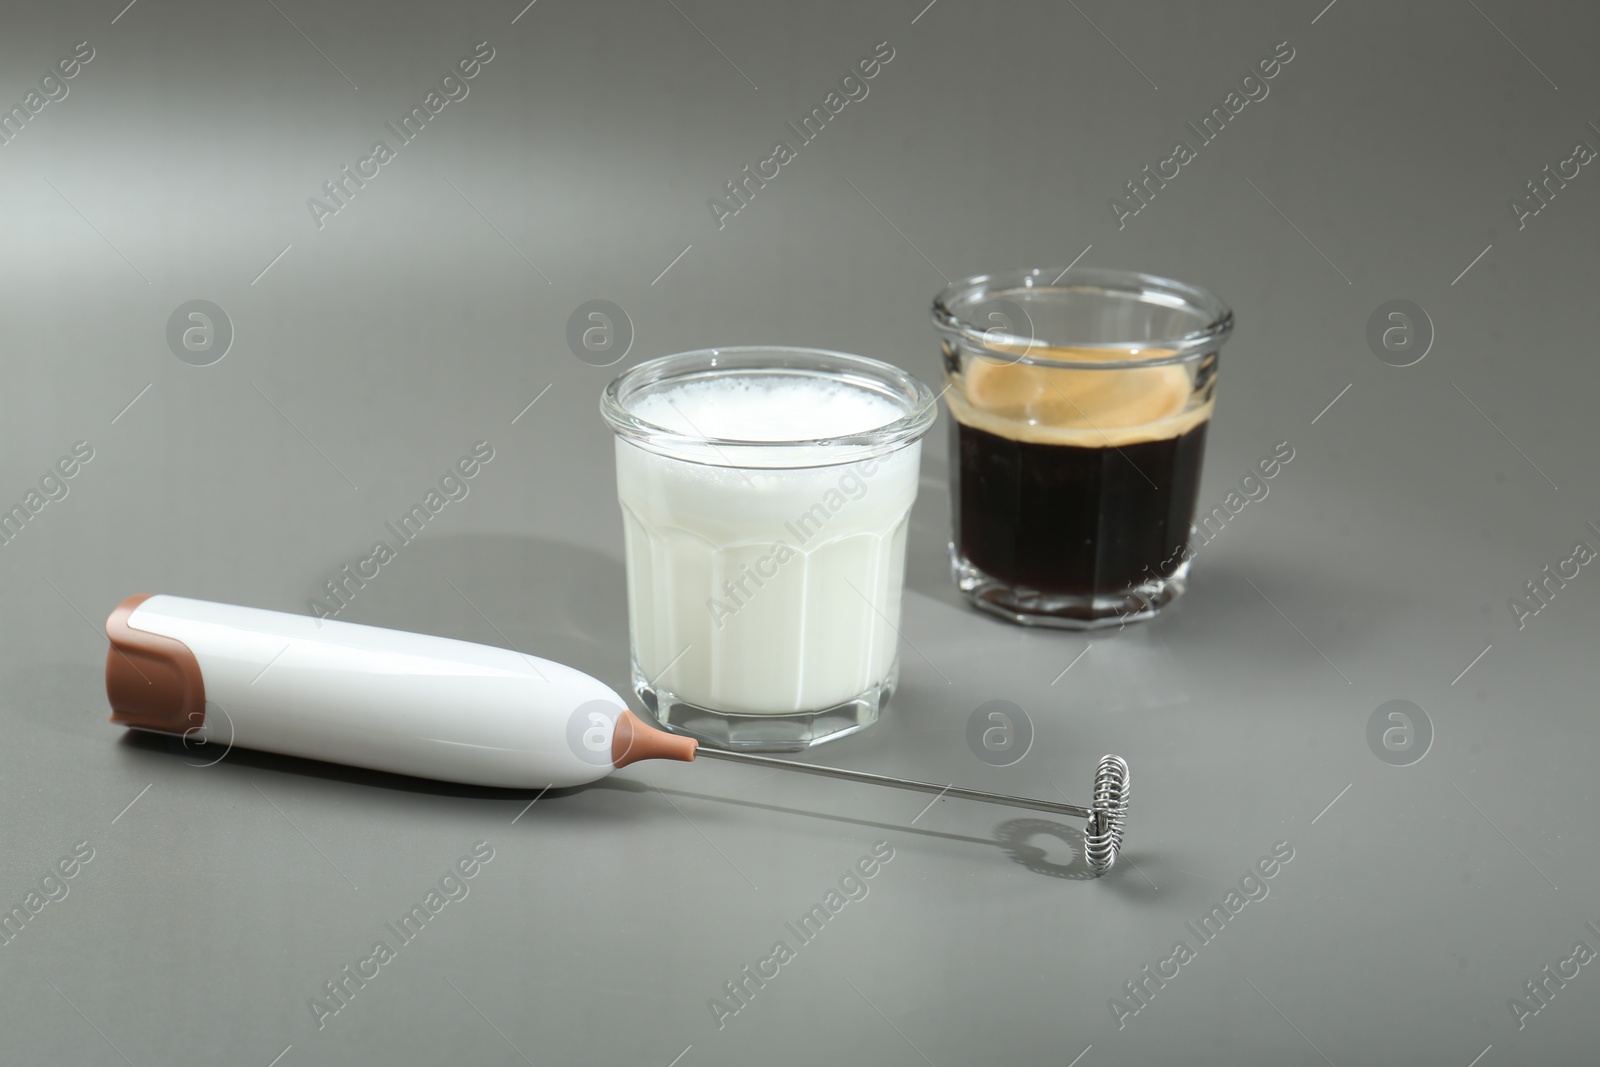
[104,594,1130,874]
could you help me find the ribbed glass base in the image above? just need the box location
[952,545,1189,630]
[633,659,897,752]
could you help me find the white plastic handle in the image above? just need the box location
[113,595,639,788]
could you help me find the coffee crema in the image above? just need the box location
[944,346,1211,445]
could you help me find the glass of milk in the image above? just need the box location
[601,347,937,751]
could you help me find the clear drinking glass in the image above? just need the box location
[601,347,937,751]
[932,268,1232,629]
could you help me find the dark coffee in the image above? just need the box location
[934,269,1230,627]
[953,418,1208,597]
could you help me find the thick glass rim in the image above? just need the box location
[600,346,938,468]
[932,266,1234,369]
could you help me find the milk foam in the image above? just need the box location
[631,376,903,442]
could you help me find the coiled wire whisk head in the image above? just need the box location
[1083,754,1130,876]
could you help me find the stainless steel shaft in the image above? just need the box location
[691,746,1093,818]
[690,747,1130,876]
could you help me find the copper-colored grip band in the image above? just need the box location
[105,593,206,735]
[611,708,696,769]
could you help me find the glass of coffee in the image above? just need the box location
[932,268,1232,629]
[601,347,937,750]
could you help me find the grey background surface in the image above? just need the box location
[2,0,1597,1064]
